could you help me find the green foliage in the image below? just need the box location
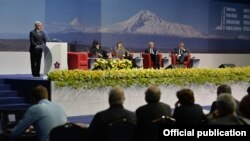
[48,67,250,89]
[93,58,133,70]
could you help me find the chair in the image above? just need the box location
[142,53,162,69]
[105,118,136,141]
[150,116,176,141]
[68,52,88,70]
[170,52,191,68]
[152,115,176,125]
[50,122,87,141]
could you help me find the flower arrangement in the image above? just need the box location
[48,67,250,89]
[93,58,133,70]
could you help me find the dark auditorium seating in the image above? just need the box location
[68,52,88,70]
[105,118,136,141]
[50,122,87,141]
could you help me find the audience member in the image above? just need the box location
[89,39,108,58]
[209,84,240,115]
[239,95,250,119]
[114,41,139,68]
[11,85,67,141]
[172,88,205,124]
[136,86,171,140]
[145,42,160,69]
[114,41,130,59]
[208,94,250,125]
[247,86,250,95]
[88,87,136,141]
[173,41,190,63]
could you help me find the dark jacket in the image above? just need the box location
[88,104,136,141]
[145,48,158,55]
[172,103,204,124]
[136,102,171,126]
[29,29,48,52]
[136,102,171,141]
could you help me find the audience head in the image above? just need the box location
[109,87,125,106]
[31,85,48,104]
[247,86,250,95]
[176,88,195,105]
[145,85,161,104]
[239,95,250,119]
[217,84,232,96]
[216,94,236,117]
[92,39,101,49]
[148,42,155,49]
[34,21,43,30]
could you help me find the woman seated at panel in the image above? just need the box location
[114,41,139,68]
[89,39,108,58]
[114,41,131,60]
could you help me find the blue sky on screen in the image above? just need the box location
[0,0,209,33]
[100,0,209,32]
[0,0,45,34]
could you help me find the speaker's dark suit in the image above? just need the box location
[145,48,160,69]
[29,29,47,77]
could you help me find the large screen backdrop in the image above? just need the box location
[0,0,250,53]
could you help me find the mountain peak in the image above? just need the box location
[131,9,164,24]
[100,9,204,38]
[70,17,81,27]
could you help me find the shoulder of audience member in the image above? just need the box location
[158,102,171,108]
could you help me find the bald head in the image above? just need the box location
[145,86,161,104]
[109,87,125,106]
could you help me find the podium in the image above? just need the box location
[43,42,68,76]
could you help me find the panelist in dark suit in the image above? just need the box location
[145,42,160,69]
[29,21,48,77]
[173,41,190,63]
[88,87,136,141]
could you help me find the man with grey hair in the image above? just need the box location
[145,42,160,69]
[208,94,249,125]
[29,21,48,77]
[88,87,136,141]
[209,84,240,115]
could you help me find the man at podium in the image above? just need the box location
[29,21,48,77]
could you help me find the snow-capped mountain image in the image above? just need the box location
[54,10,205,38]
[54,17,97,33]
[99,10,205,38]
